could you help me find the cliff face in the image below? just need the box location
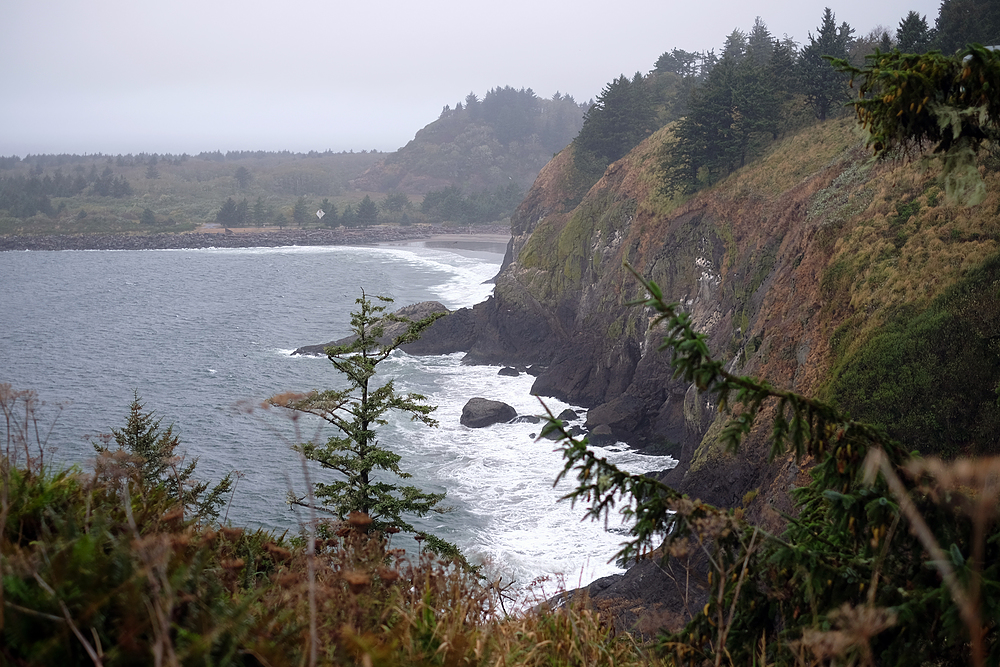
[469,117,1000,510]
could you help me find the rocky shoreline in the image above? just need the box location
[0,224,510,252]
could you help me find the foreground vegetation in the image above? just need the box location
[1,384,650,666]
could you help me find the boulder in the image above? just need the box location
[511,414,541,424]
[460,398,517,428]
[556,408,580,421]
[498,367,520,377]
[402,305,478,355]
[588,424,616,445]
[585,394,647,442]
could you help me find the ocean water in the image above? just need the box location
[0,240,675,588]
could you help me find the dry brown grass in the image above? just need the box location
[821,153,1000,357]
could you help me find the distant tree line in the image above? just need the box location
[419,182,523,225]
[571,0,1000,196]
[0,166,133,219]
[215,180,523,231]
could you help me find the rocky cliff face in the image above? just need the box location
[467,117,1000,512]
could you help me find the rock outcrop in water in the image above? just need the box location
[459,398,517,428]
[290,301,474,357]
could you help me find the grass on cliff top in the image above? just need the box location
[820,150,1000,352]
[718,117,865,200]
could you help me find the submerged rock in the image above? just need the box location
[511,414,541,424]
[556,408,580,421]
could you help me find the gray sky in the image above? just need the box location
[1,0,940,157]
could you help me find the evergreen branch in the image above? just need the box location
[625,262,892,461]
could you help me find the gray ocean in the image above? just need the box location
[0,240,673,589]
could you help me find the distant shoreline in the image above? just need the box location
[0,224,511,253]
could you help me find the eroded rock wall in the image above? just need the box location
[468,121,871,508]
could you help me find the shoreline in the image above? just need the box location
[0,224,511,253]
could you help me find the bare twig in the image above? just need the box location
[122,481,179,667]
[864,449,984,667]
[32,573,103,666]
[298,452,319,667]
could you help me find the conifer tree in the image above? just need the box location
[356,194,378,226]
[574,73,657,165]
[270,292,447,535]
[798,7,854,120]
[292,195,309,226]
[896,10,933,53]
[216,197,238,227]
[95,391,233,521]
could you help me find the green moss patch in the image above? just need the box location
[827,252,1000,457]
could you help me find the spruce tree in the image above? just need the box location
[216,197,238,227]
[574,73,657,165]
[95,391,232,521]
[798,7,854,120]
[356,195,378,226]
[292,196,309,226]
[896,10,933,53]
[270,291,447,534]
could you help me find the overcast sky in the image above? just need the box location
[1,0,941,157]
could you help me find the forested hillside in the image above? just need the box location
[349,87,586,224]
[0,87,585,235]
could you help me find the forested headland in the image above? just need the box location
[0,89,585,237]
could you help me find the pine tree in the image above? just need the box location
[574,73,657,165]
[235,197,249,227]
[270,292,447,534]
[356,195,378,226]
[320,197,338,227]
[234,165,251,190]
[216,197,238,227]
[252,196,267,227]
[292,196,309,226]
[934,0,1000,55]
[746,17,774,67]
[667,48,778,191]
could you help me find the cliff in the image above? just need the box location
[469,116,1000,515]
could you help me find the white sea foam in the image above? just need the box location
[380,352,676,587]
[202,243,500,309]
